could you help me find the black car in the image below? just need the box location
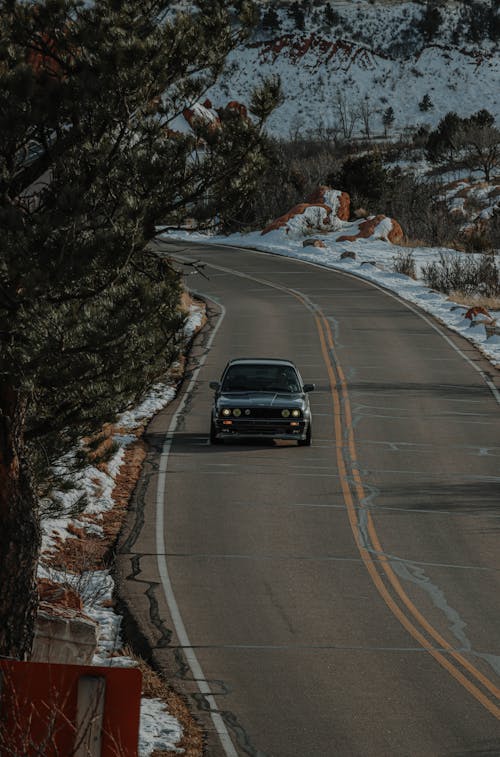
[209,358,314,445]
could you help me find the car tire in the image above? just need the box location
[298,425,312,447]
[210,419,222,445]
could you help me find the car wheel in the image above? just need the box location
[210,419,222,445]
[298,425,311,447]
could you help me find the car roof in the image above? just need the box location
[226,358,297,368]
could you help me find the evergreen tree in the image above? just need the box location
[382,106,395,136]
[419,93,434,112]
[262,7,280,33]
[325,3,341,28]
[461,0,491,43]
[488,0,500,42]
[328,154,389,210]
[0,0,280,658]
[417,1,443,42]
[288,1,305,31]
[426,111,463,163]
[469,108,495,128]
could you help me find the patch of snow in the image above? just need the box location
[37,304,205,754]
[163,229,500,368]
[139,699,184,755]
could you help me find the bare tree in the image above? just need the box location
[359,95,377,140]
[457,123,500,181]
[333,90,359,140]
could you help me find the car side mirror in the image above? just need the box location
[303,383,315,393]
[209,381,220,392]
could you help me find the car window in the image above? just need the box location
[222,365,300,393]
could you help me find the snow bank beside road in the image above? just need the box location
[164,229,500,368]
[39,301,206,755]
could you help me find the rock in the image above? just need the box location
[465,306,493,322]
[38,578,83,611]
[33,579,98,664]
[33,606,98,665]
[305,186,350,221]
[226,101,248,119]
[262,186,350,236]
[340,251,356,259]
[303,239,326,248]
[388,219,404,244]
[338,214,404,244]
[262,202,332,235]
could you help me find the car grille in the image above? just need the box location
[220,408,301,419]
[218,418,305,435]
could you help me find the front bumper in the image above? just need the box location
[214,417,308,440]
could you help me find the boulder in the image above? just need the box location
[262,186,350,236]
[338,214,404,244]
[340,251,356,260]
[464,306,494,323]
[262,202,332,235]
[32,579,98,664]
[303,238,326,248]
[38,578,83,611]
[226,101,249,119]
[305,186,350,221]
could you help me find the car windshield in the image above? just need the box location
[221,364,301,393]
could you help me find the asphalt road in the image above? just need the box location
[117,239,500,757]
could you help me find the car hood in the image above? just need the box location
[217,392,306,409]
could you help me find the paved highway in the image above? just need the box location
[117,239,500,757]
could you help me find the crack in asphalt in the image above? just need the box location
[116,305,264,757]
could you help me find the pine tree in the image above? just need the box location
[262,7,280,33]
[328,154,389,210]
[288,1,305,31]
[426,111,464,163]
[0,0,280,658]
[419,93,434,112]
[325,3,341,28]
[382,106,395,136]
[418,1,443,42]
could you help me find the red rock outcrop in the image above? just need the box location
[226,101,249,119]
[303,239,326,248]
[262,202,333,235]
[262,186,350,236]
[305,186,350,220]
[38,578,83,611]
[338,214,403,244]
[464,306,493,322]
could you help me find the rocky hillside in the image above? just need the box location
[206,0,500,138]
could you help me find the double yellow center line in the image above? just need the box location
[311,302,500,720]
[189,253,500,719]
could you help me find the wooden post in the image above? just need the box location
[75,675,106,756]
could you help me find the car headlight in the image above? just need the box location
[233,408,242,417]
[222,408,231,417]
[292,409,301,418]
[281,409,290,418]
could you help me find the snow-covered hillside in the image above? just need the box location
[207,1,500,138]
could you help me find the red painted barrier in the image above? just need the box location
[0,659,142,756]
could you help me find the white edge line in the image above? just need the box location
[154,295,239,757]
[198,241,500,408]
[155,241,499,752]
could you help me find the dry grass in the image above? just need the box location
[127,651,204,757]
[448,291,500,311]
[400,236,466,252]
[39,294,208,755]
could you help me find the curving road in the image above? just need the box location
[117,239,500,757]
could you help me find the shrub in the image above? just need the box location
[328,154,389,210]
[392,250,417,279]
[463,229,493,254]
[422,252,500,296]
